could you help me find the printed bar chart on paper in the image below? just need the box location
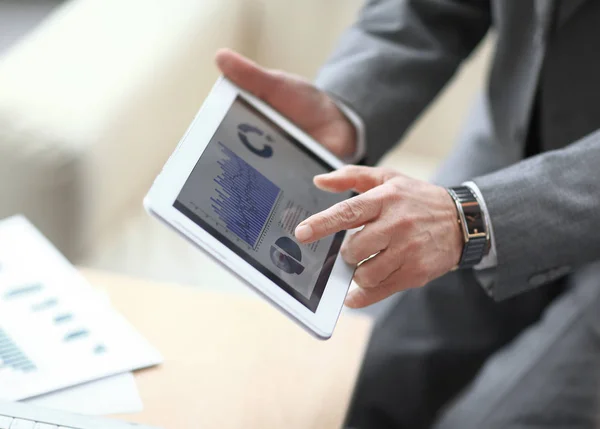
[0,215,163,401]
[211,142,280,248]
[0,328,36,373]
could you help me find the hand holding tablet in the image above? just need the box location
[145,70,356,339]
[215,49,358,160]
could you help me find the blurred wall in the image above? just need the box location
[0,1,62,55]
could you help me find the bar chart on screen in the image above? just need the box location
[0,215,163,401]
[211,142,281,248]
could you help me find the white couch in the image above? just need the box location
[0,0,490,285]
[0,0,250,260]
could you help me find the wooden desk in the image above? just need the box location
[81,270,372,429]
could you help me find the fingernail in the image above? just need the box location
[315,183,337,192]
[316,185,336,193]
[295,224,313,242]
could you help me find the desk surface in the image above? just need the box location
[81,270,372,429]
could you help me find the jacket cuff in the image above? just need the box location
[329,95,367,164]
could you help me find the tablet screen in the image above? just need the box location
[174,96,352,312]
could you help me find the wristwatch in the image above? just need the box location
[446,186,489,269]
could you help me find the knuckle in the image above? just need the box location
[379,182,402,204]
[405,238,422,256]
[379,183,399,200]
[379,220,396,236]
[381,168,398,180]
[341,243,359,263]
[401,216,417,231]
[372,227,393,249]
[317,214,337,233]
[336,200,362,225]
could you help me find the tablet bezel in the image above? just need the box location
[144,77,355,339]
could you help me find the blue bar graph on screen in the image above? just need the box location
[211,142,280,248]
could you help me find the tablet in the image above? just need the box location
[144,77,355,339]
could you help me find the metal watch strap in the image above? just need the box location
[447,186,488,269]
[459,235,487,268]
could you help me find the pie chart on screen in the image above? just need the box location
[270,237,305,275]
[237,123,274,158]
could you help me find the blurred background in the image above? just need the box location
[0,0,492,292]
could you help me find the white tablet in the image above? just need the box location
[144,77,355,339]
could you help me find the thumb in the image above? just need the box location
[215,48,279,104]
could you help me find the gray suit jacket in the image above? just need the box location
[315,0,600,300]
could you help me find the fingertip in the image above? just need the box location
[314,176,353,194]
[216,48,253,76]
[313,173,329,183]
[315,184,339,193]
[294,224,313,243]
[215,47,233,58]
[313,174,339,192]
[313,172,340,184]
[215,48,234,68]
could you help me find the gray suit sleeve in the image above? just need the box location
[314,0,491,163]
[473,129,600,300]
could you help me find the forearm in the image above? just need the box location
[473,128,600,300]
[315,0,491,164]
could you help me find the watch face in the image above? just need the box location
[463,202,486,236]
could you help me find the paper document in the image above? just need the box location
[24,292,144,415]
[0,215,163,401]
[26,372,143,415]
